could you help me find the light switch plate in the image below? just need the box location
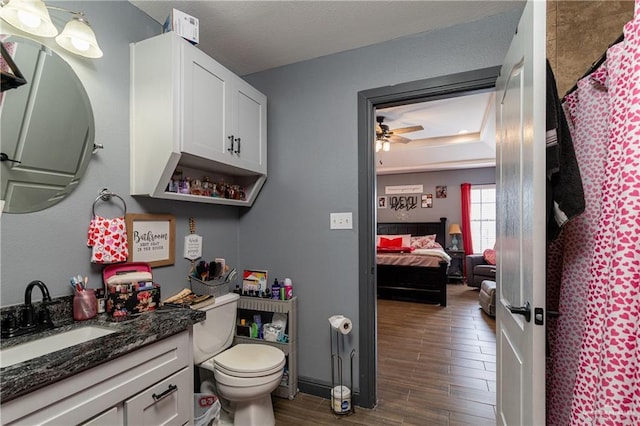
[330,212,353,229]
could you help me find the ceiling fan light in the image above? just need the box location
[55,15,103,58]
[375,140,382,152]
[382,141,390,151]
[0,0,58,37]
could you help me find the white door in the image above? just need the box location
[495,1,546,425]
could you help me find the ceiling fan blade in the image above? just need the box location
[376,123,383,133]
[390,125,424,135]
[389,135,411,144]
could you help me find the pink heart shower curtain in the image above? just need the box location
[548,2,640,424]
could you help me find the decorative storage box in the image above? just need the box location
[103,262,161,318]
[189,276,230,298]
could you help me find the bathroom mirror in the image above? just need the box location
[1,34,95,213]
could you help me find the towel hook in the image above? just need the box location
[92,188,127,217]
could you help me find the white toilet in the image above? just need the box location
[193,292,285,426]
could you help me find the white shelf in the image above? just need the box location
[234,296,298,399]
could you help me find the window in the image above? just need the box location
[470,185,496,253]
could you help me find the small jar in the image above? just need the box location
[73,290,97,321]
[202,176,212,196]
[179,177,191,194]
[191,178,203,195]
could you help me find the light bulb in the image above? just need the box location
[375,140,382,152]
[17,9,41,28]
[71,37,90,52]
[382,141,390,151]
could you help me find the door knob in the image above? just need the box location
[507,301,531,322]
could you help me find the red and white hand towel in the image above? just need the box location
[87,216,128,264]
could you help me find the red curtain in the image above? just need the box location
[460,183,473,256]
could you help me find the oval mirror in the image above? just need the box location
[1,34,95,213]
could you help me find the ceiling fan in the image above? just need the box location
[375,116,424,151]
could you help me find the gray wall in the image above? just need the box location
[0,1,241,306]
[0,0,521,397]
[243,11,521,390]
[377,168,496,249]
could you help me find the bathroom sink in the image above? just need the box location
[0,326,116,368]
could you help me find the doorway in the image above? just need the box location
[356,67,501,408]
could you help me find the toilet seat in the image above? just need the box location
[213,344,285,377]
[214,367,283,387]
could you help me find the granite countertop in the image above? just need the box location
[0,307,205,402]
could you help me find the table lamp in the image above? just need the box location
[448,223,462,251]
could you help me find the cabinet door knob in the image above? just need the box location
[227,135,235,153]
[234,137,241,154]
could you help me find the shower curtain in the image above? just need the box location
[548,2,640,424]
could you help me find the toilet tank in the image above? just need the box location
[193,292,240,365]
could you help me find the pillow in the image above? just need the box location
[483,248,496,265]
[378,237,403,248]
[410,235,437,249]
[376,234,411,247]
[424,240,443,249]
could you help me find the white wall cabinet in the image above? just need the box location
[131,32,267,207]
[2,332,193,425]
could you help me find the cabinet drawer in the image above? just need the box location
[125,367,191,426]
[81,406,123,426]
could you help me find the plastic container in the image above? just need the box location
[73,290,97,321]
[331,385,351,414]
[271,279,280,300]
[283,278,293,300]
[194,393,220,426]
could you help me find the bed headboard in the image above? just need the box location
[377,217,447,248]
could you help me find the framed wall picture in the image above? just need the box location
[378,196,387,209]
[421,194,433,208]
[125,213,176,267]
[436,185,447,198]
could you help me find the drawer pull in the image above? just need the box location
[152,384,178,401]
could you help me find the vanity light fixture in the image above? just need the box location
[0,0,57,37]
[53,10,102,58]
[0,0,103,58]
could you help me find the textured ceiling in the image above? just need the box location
[130,1,523,76]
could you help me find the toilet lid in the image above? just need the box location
[213,344,285,375]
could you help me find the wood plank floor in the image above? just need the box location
[273,284,496,425]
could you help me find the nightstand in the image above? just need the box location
[446,249,465,283]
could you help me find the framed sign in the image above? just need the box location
[125,213,176,267]
[422,194,433,208]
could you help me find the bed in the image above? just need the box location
[376,218,449,306]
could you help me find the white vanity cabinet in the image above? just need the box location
[2,332,193,425]
[130,32,267,207]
